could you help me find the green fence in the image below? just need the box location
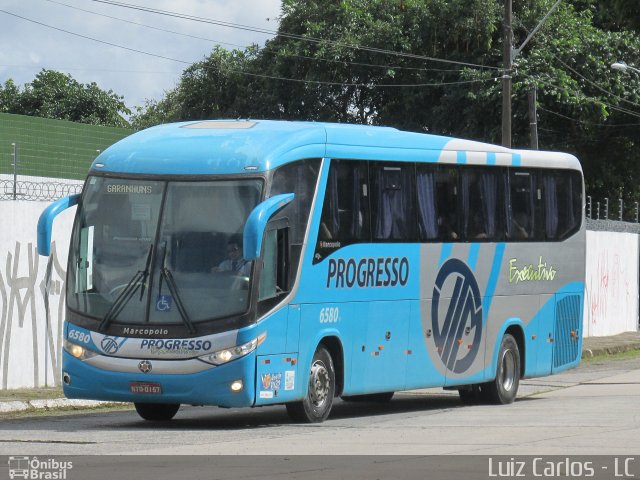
[1,113,133,181]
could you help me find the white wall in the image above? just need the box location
[0,201,75,389]
[583,230,640,337]
[0,200,638,389]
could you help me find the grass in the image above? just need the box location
[0,387,63,402]
[581,347,640,364]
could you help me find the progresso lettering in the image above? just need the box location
[140,339,212,351]
[326,257,409,289]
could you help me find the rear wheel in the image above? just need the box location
[342,392,394,403]
[286,345,335,423]
[482,333,520,404]
[134,402,180,421]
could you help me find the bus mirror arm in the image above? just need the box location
[37,194,81,256]
[243,193,294,261]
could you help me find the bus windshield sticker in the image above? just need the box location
[156,294,172,312]
[132,203,151,221]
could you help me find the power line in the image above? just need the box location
[553,56,640,110]
[0,64,182,75]
[539,106,640,127]
[88,0,502,71]
[45,0,473,75]
[0,9,500,89]
[535,77,640,119]
[44,0,250,50]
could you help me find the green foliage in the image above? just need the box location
[133,0,640,206]
[0,70,131,128]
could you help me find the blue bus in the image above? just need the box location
[38,120,585,422]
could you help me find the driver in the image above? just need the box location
[213,235,251,276]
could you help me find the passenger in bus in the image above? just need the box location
[213,235,251,276]
[470,212,488,240]
[438,215,458,240]
[512,213,529,239]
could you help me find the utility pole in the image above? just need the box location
[502,0,562,149]
[528,84,538,149]
[502,0,513,148]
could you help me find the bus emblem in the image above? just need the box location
[431,259,483,374]
[138,360,153,374]
[101,336,121,354]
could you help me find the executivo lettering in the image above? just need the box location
[509,256,557,284]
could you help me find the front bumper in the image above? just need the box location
[62,350,256,408]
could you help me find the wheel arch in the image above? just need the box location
[490,320,526,380]
[318,335,344,397]
[504,323,526,379]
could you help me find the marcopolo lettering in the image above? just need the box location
[326,257,409,289]
[140,339,213,350]
[123,327,169,335]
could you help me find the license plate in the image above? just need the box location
[130,382,162,395]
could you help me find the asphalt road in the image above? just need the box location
[1,355,639,459]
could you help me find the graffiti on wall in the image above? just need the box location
[0,241,66,389]
[584,234,639,336]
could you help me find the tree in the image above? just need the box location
[133,0,640,207]
[0,70,131,127]
[131,46,260,129]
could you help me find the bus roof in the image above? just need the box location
[93,120,582,176]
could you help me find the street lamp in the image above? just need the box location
[611,61,640,74]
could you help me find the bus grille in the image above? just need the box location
[553,295,581,369]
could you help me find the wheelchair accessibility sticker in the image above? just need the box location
[156,294,173,312]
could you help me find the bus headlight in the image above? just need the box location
[63,339,98,360]
[199,333,266,366]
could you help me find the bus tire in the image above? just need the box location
[286,345,335,423]
[134,402,180,421]
[483,333,520,404]
[342,392,394,403]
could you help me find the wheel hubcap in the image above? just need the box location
[500,349,516,391]
[308,360,330,407]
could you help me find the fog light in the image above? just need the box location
[62,372,71,385]
[230,380,243,392]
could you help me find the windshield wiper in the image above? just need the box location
[99,244,153,332]
[158,242,196,334]
[160,266,196,334]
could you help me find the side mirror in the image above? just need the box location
[243,193,294,260]
[37,194,81,256]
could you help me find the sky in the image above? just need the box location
[0,0,283,111]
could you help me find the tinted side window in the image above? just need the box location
[315,160,370,262]
[370,162,416,242]
[271,158,321,281]
[417,165,460,242]
[541,170,582,240]
[460,168,504,242]
[507,171,543,241]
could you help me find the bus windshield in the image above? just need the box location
[67,176,263,329]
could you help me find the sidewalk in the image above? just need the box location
[1,331,639,415]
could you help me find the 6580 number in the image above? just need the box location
[319,307,340,323]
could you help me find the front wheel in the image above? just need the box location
[286,345,335,423]
[134,402,180,421]
[483,333,520,404]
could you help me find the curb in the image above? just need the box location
[0,398,118,414]
[581,343,640,359]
